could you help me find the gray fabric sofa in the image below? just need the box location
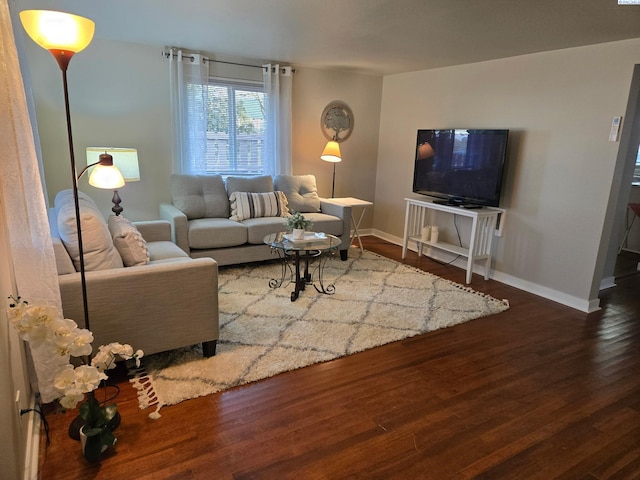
[159,174,352,266]
[50,190,218,357]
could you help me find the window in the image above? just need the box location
[205,79,265,176]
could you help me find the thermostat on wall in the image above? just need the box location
[609,116,622,142]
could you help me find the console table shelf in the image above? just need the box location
[402,198,504,284]
[407,237,469,257]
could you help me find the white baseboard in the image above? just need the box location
[599,276,617,291]
[368,228,599,313]
[23,393,40,480]
[491,270,600,313]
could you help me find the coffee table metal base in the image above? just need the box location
[269,248,336,301]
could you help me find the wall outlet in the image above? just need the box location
[15,390,21,418]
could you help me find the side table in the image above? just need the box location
[323,197,373,252]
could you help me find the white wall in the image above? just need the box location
[2,3,41,477]
[291,67,381,228]
[0,205,24,480]
[24,38,383,228]
[376,39,640,310]
[25,38,172,221]
[23,20,640,311]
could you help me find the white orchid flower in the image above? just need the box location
[59,392,85,409]
[134,349,144,367]
[8,297,144,418]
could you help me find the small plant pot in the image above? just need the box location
[293,228,305,240]
[80,425,110,461]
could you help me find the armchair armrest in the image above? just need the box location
[320,199,352,240]
[159,203,189,254]
[58,258,218,356]
[134,220,171,242]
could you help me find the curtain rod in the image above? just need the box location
[162,50,294,73]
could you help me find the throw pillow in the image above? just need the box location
[226,175,274,195]
[229,191,289,222]
[274,174,321,213]
[55,190,124,271]
[108,215,150,267]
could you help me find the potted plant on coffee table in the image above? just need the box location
[285,212,313,240]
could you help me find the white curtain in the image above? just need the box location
[1,0,64,403]
[263,64,293,176]
[169,49,210,174]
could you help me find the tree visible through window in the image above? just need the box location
[206,79,265,176]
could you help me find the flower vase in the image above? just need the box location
[80,425,110,461]
[293,228,305,240]
[77,392,118,462]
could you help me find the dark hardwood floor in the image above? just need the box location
[37,237,640,479]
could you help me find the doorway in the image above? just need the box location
[595,64,640,301]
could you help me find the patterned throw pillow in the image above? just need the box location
[229,191,289,222]
[55,190,124,271]
[107,215,150,267]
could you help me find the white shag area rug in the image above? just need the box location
[130,249,509,417]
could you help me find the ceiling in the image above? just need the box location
[18,0,640,76]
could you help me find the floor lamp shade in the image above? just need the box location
[19,10,94,70]
[321,140,342,198]
[321,140,342,163]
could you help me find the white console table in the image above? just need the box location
[401,198,504,284]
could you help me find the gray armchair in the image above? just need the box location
[51,190,219,357]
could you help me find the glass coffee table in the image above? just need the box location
[264,232,342,301]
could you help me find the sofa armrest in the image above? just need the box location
[320,199,352,242]
[159,203,190,254]
[58,258,218,356]
[134,220,171,242]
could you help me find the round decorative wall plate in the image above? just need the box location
[321,101,354,143]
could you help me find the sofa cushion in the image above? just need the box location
[188,217,248,249]
[49,208,76,275]
[274,174,321,213]
[229,191,289,222]
[55,190,123,272]
[170,174,229,220]
[146,241,190,262]
[226,175,273,195]
[108,215,150,267]
[242,216,292,244]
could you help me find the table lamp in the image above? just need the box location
[86,147,139,215]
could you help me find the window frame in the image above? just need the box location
[205,76,266,177]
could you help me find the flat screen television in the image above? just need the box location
[412,129,508,207]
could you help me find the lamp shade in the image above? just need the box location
[86,147,140,182]
[88,164,125,189]
[321,140,342,163]
[19,10,94,53]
